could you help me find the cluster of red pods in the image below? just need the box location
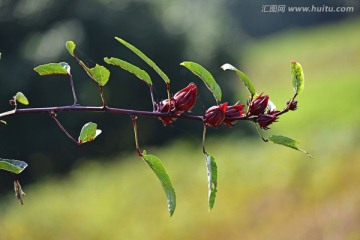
[155,82,296,129]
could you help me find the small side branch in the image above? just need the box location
[99,86,107,109]
[69,74,78,105]
[50,111,80,145]
[202,124,207,155]
[131,115,142,157]
[149,85,156,112]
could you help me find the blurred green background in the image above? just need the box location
[1,0,360,239]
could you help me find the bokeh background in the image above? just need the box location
[1,0,359,239]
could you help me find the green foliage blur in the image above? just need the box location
[1,14,359,239]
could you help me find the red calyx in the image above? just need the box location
[173,82,198,114]
[249,93,269,116]
[204,102,228,127]
[155,98,176,125]
[257,113,278,129]
[223,103,245,127]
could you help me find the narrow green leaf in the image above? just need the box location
[291,60,305,94]
[181,61,222,102]
[0,120,6,125]
[104,57,152,86]
[268,135,312,158]
[115,37,170,84]
[205,153,217,210]
[85,64,110,87]
[66,41,76,57]
[34,62,70,76]
[221,63,256,97]
[0,159,28,174]
[142,152,176,216]
[78,122,102,144]
[15,92,29,105]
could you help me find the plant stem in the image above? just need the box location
[69,74,78,105]
[50,112,80,145]
[131,116,142,157]
[149,85,156,111]
[99,86,107,108]
[254,123,268,142]
[0,105,204,121]
[202,124,207,154]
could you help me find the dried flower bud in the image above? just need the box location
[223,102,245,127]
[204,102,228,127]
[14,179,25,205]
[257,113,278,129]
[155,98,176,125]
[249,93,269,116]
[286,100,298,111]
[173,82,198,114]
[9,99,16,106]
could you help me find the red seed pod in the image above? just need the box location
[249,93,269,116]
[223,102,245,127]
[173,82,198,114]
[155,98,176,125]
[257,113,278,129]
[204,102,228,127]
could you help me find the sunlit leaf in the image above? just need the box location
[205,153,217,210]
[66,40,110,87]
[34,62,70,76]
[0,120,6,125]
[104,57,152,86]
[290,60,305,94]
[115,37,170,84]
[181,61,222,103]
[0,159,28,174]
[85,64,110,87]
[15,92,29,105]
[66,40,76,57]
[142,151,176,216]
[268,135,312,158]
[221,63,256,98]
[78,122,102,144]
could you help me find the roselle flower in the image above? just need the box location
[286,100,298,111]
[223,102,245,127]
[249,93,269,116]
[155,98,176,125]
[257,113,278,129]
[173,82,198,114]
[204,102,228,127]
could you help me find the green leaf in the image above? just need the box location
[205,153,217,210]
[85,64,110,87]
[290,60,305,94]
[0,159,28,174]
[0,120,6,125]
[66,40,76,57]
[142,152,176,216]
[221,63,256,97]
[268,135,313,158]
[181,61,222,103]
[78,122,102,144]
[34,62,70,76]
[115,37,170,84]
[15,92,29,105]
[104,57,152,86]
